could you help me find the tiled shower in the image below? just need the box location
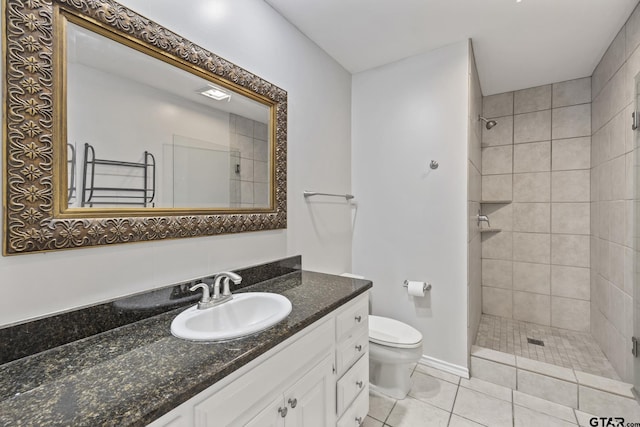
[476,7,639,383]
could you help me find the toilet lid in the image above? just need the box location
[369,315,423,349]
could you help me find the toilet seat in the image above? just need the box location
[369,315,422,349]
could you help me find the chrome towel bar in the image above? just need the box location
[303,191,354,200]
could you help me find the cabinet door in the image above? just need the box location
[245,395,286,427]
[284,353,335,427]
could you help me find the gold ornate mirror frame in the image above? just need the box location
[3,0,287,255]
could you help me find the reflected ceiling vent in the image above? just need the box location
[197,84,232,102]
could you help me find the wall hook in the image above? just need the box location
[430,160,439,170]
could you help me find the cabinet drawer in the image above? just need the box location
[336,294,368,343]
[336,353,368,416]
[337,386,369,427]
[336,331,368,377]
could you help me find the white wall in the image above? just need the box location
[0,0,352,326]
[467,41,483,357]
[352,41,471,371]
[68,63,233,208]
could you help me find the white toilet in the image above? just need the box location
[368,315,423,399]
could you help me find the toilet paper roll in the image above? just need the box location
[407,281,426,297]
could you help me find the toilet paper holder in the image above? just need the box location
[402,280,432,291]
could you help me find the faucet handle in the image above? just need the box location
[190,283,211,304]
[212,272,242,298]
[220,277,232,297]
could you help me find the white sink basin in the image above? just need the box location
[171,292,292,341]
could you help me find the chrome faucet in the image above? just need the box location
[190,271,243,310]
[477,210,490,228]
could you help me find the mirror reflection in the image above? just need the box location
[65,22,271,209]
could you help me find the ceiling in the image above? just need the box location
[265,0,639,95]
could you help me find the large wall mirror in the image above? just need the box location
[3,0,287,255]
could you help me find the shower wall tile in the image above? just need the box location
[551,170,590,202]
[235,115,254,137]
[513,141,550,173]
[240,181,254,204]
[592,27,625,100]
[551,202,590,235]
[611,156,626,200]
[233,134,254,159]
[240,157,254,181]
[551,297,590,331]
[254,139,269,162]
[551,104,591,139]
[513,232,550,264]
[254,160,268,183]
[626,2,640,58]
[481,203,513,230]
[513,291,550,326]
[551,234,590,268]
[624,103,635,154]
[592,126,609,166]
[482,146,513,175]
[552,77,591,108]
[609,112,627,159]
[254,122,268,141]
[482,72,594,335]
[483,286,513,318]
[513,203,550,233]
[514,110,552,143]
[483,92,514,118]
[598,162,613,201]
[551,137,591,171]
[513,262,550,295]
[482,115,513,147]
[595,276,610,316]
[625,200,633,248]
[514,84,551,114]
[482,174,512,201]
[609,284,626,334]
[482,259,513,289]
[513,172,550,202]
[624,291,633,339]
[482,231,513,260]
[551,265,590,300]
[624,246,634,296]
[609,200,626,245]
[254,182,269,205]
[625,152,634,199]
[609,243,625,289]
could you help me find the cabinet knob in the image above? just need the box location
[355,416,363,424]
[354,315,362,322]
[288,398,297,408]
[278,407,288,417]
[355,344,362,352]
[356,380,363,389]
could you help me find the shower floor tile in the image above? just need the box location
[475,314,620,380]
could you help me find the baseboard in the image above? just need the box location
[419,354,469,379]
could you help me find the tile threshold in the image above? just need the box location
[472,345,634,395]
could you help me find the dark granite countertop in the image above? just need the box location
[0,270,371,426]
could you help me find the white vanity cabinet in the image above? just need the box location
[147,292,370,427]
[245,354,334,427]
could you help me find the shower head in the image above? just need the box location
[479,116,498,130]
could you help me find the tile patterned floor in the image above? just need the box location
[366,364,604,426]
[474,314,619,380]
